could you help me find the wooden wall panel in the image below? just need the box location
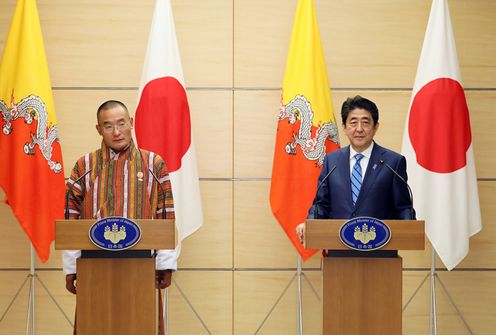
[39,0,153,87]
[1,270,493,334]
[449,0,496,88]
[233,181,321,268]
[0,272,32,334]
[434,271,496,334]
[36,248,62,269]
[233,91,278,178]
[189,90,233,178]
[403,271,496,335]
[232,271,496,335]
[33,272,76,334]
[466,91,496,178]
[169,271,232,335]
[235,0,496,88]
[179,181,233,268]
[458,181,496,268]
[233,271,322,335]
[0,0,232,88]
[0,1,16,57]
[400,241,433,269]
[233,180,297,268]
[172,0,233,87]
[318,0,430,89]
[0,190,30,268]
[0,271,233,335]
[0,271,75,334]
[234,0,294,87]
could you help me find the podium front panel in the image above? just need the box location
[76,258,156,335]
[323,256,402,335]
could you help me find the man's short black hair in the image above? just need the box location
[96,100,129,121]
[341,95,379,125]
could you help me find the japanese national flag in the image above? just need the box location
[135,0,203,246]
[401,0,481,270]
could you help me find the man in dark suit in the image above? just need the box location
[297,95,415,242]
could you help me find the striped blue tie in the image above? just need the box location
[351,153,364,206]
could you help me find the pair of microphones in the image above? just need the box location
[311,160,415,219]
[64,163,167,220]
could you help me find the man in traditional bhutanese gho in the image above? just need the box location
[63,100,175,293]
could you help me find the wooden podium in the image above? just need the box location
[55,219,175,335]
[305,219,424,335]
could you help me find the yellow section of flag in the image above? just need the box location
[0,0,57,126]
[282,0,335,126]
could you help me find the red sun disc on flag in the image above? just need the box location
[135,76,191,172]
[408,78,471,173]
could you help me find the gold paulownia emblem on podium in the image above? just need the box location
[104,223,127,244]
[353,223,376,244]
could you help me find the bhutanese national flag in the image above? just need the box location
[0,0,65,262]
[270,0,340,260]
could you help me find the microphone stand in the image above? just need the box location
[380,160,415,220]
[312,165,336,221]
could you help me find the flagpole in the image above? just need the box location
[28,244,36,335]
[164,288,169,334]
[297,256,303,335]
[429,249,437,335]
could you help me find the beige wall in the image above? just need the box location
[1,0,495,334]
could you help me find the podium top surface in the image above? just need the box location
[305,219,424,250]
[55,219,175,250]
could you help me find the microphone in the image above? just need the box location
[312,165,337,220]
[379,160,415,220]
[137,147,167,220]
[147,167,167,258]
[147,167,167,220]
[65,169,92,220]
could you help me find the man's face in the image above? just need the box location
[342,108,379,152]
[96,106,134,152]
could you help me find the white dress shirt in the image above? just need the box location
[349,142,374,181]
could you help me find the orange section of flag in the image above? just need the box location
[270,0,339,260]
[0,0,65,262]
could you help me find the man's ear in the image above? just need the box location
[129,117,134,128]
[96,124,103,136]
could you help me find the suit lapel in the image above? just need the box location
[354,143,385,210]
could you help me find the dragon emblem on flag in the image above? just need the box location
[278,95,339,166]
[0,94,62,173]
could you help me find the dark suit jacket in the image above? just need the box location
[309,142,415,220]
